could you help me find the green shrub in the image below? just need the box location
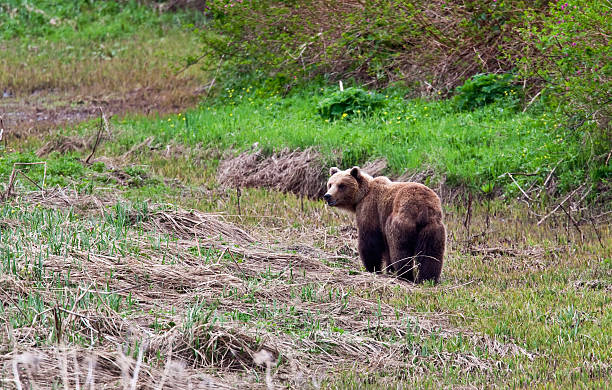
[453,73,519,111]
[513,0,610,133]
[317,87,384,120]
[198,1,547,93]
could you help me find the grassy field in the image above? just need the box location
[111,85,595,194]
[1,2,611,389]
[0,0,207,134]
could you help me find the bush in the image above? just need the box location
[512,1,610,132]
[317,87,384,120]
[198,0,547,93]
[453,73,520,111]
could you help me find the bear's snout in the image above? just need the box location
[323,193,336,206]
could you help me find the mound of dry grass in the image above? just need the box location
[217,150,430,200]
[36,136,90,157]
[9,186,118,213]
[217,147,326,199]
[141,208,255,245]
[361,158,388,178]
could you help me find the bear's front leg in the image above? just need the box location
[357,229,386,273]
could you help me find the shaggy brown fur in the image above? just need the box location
[324,166,446,283]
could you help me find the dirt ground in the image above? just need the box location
[0,85,204,139]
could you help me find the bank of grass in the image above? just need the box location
[106,84,603,197]
[0,0,205,98]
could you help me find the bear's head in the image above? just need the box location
[324,166,371,211]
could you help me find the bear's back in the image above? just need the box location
[372,180,442,223]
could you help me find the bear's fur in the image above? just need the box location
[324,166,446,283]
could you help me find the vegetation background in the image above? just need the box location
[0,0,610,389]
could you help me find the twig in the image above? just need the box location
[504,172,532,202]
[17,170,44,190]
[0,286,28,321]
[129,341,146,390]
[205,77,216,97]
[175,53,207,75]
[5,164,18,199]
[203,54,225,97]
[447,280,475,290]
[65,283,95,327]
[4,162,47,199]
[156,343,173,390]
[227,250,248,280]
[85,108,106,164]
[72,350,82,390]
[522,89,543,113]
[473,47,486,68]
[537,184,583,226]
[535,160,562,199]
[559,204,583,243]
[59,345,70,390]
[499,169,540,177]
[0,114,6,149]
[463,192,473,245]
[85,355,96,390]
[12,357,23,390]
[53,306,63,343]
[589,217,605,249]
[122,136,154,159]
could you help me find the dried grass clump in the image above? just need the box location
[217,147,326,199]
[10,187,118,214]
[362,158,388,177]
[3,347,231,390]
[36,135,89,157]
[141,208,255,245]
[397,166,437,184]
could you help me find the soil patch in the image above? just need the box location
[0,86,203,138]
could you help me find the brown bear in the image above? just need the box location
[324,166,446,283]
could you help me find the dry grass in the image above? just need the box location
[217,148,327,199]
[0,189,544,389]
[217,152,438,201]
[35,135,91,157]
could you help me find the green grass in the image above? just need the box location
[105,84,604,196]
[0,0,206,112]
[0,0,202,41]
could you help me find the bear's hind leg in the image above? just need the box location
[414,223,446,283]
[358,230,385,273]
[388,242,416,282]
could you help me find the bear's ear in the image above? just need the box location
[329,167,340,176]
[350,166,361,180]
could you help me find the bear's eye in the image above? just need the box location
[338,184,345,190]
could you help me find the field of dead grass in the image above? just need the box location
[0,158,610,388]
[1,70,610,390]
